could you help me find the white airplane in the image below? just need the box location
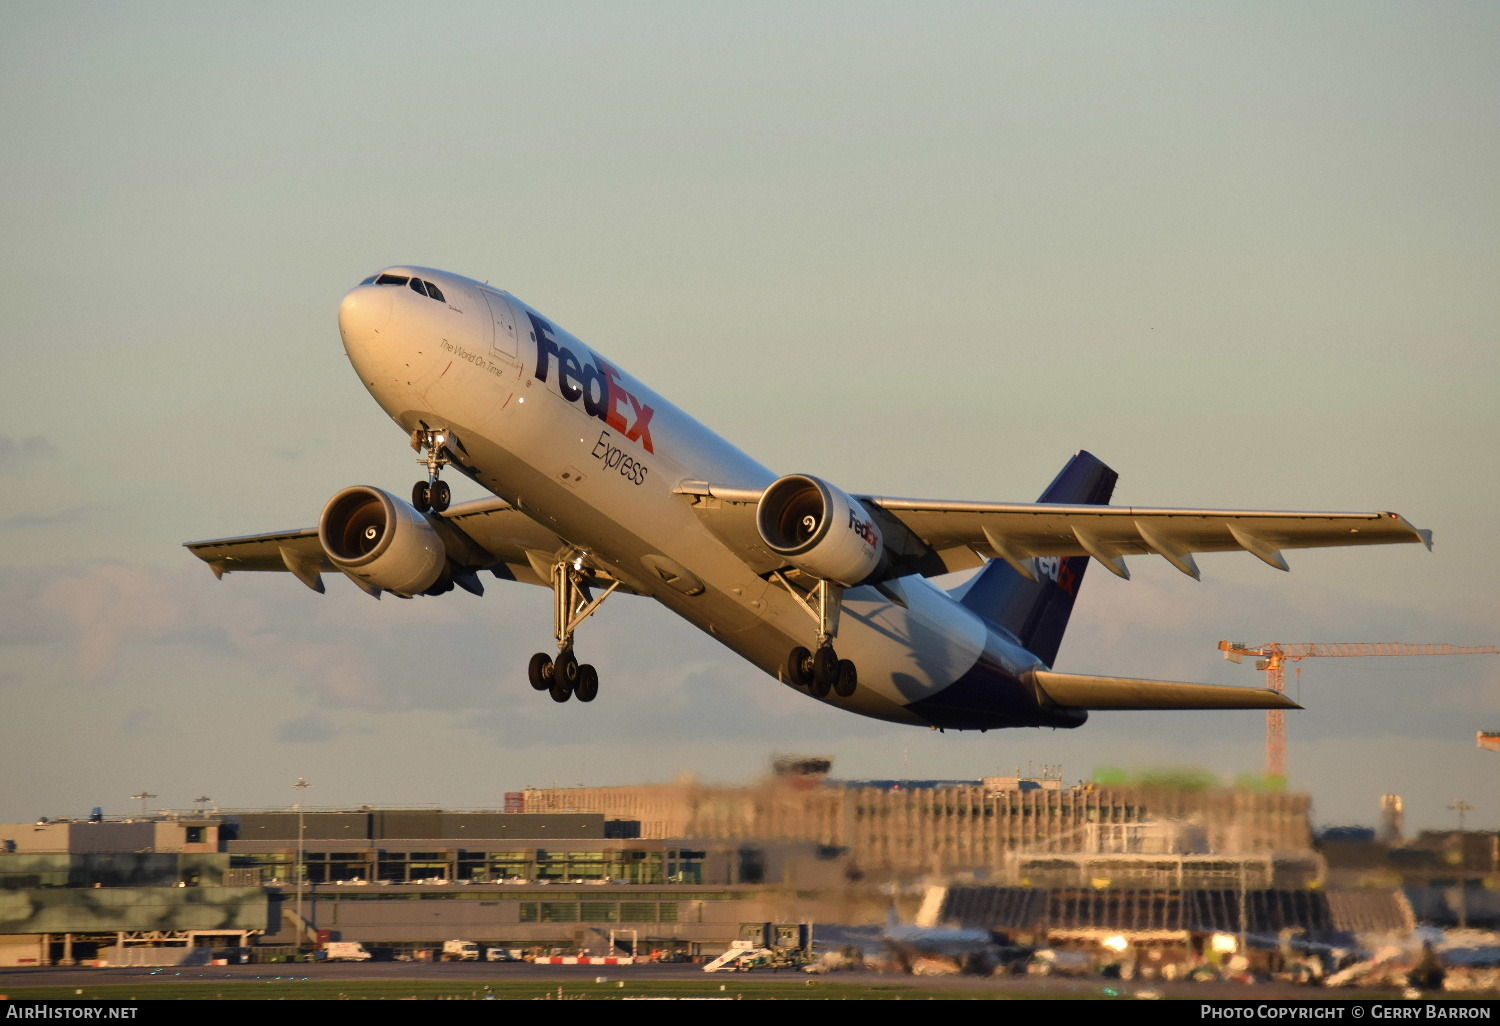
[186,266,1432,731]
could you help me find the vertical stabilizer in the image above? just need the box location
[957,451,1117,666]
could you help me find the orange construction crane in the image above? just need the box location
[1217,641,1500,781]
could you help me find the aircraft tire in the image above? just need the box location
[556,650,580,686]
[575,664,599,703]
[412,480,431,512]
[811,646,837,698]
[549,674,573,703]
[785,647,812,688]
[430,479,451,513]
[528,652,553,691]
[833,659,858,698]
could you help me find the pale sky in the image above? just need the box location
[2,2,1496,833]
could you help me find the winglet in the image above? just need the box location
[1382,511,1433,551]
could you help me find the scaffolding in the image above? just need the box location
[519,779,1314,878]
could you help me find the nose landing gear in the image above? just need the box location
[526,557,618,704]
[410,427,453,514]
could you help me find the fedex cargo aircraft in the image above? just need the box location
[186,267,1431,731]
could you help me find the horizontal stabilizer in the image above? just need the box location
[1027,670,1300,711]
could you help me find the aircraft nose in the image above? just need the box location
[338,284,392,345]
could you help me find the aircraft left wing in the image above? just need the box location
[677,483,1431,582]
[185,497,597,595]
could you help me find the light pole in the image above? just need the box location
[129,792,157,819]
[293,778,311,952]
[1449,799,1473,930]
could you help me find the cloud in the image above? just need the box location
[0,434,58,475]
[0,507,91,532]
[0,569,70,645]
[123,706,180,738]
[275,713,337,744]
[40,566,183,682]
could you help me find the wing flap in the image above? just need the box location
[1028,669,1300,711]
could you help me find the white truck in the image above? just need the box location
[441,939,481,962]
[321,941,372,962]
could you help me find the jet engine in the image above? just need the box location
[318,486,447,597]
[755,474,884,586]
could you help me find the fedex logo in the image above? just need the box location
[848,511,877,548]
[529,312,656,454]
[1033,556,1080,595]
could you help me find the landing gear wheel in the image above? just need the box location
[430,479,451,513]
[785,646,813,688]
[549,674,573,703]
[811,646,838,698]
[833,659,858,698]
[555,650,580,687]
[528,652,553,691]
[412,480,431,512]
[575,664,599,703]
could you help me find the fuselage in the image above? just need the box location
[336,266,1074,730]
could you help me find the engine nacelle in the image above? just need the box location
[318,486,446,597]
[755,474,884,586]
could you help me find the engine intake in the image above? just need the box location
[319,486,447,597]
[756,474,883,586]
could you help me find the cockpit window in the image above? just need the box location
[368,273,445,303]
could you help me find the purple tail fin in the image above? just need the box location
[957,451,1117,666]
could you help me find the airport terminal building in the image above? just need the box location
[0,805,860,966]
[2,772,1491,967]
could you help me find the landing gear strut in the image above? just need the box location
[410,427,453,514]
[527,556,618,704]
[773,573,858,699]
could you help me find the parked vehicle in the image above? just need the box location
[442,939,481,962]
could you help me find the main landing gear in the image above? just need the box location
[410,427,453,514]
[772,573,858,700]
[527,557,619,704]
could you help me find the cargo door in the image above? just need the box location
[480,289,520,362]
